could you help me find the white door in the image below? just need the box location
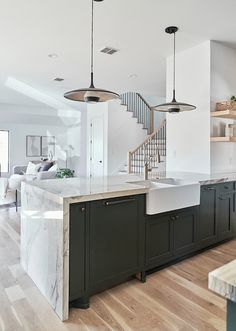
[90,115,104,177]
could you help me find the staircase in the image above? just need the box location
[120,92,166,174]
[120,92,154,135]
[128,120,166,174]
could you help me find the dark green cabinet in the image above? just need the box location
[218,192,234,241]
[199,185,217,248]
[69,194,145,306]
[173,209,198,256]
[69,203,87,301]
[146,207,198,268]
[89,195,145,291]
[199,182,236,247]
[69,182,236,309]
[146,214,173,268]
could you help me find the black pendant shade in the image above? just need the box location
[154,26,196,113]
[64,0,120,103]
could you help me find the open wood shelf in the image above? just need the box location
[211,110,236,119]
[211,136,236,142]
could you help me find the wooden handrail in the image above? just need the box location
[129,120,166,155]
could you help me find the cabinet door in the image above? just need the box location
[173,208,198,257]
[69,203,87,301]
[89,195,145,290]
[199,186,217,248]
[146,215,173,268]
[218,193,234,241]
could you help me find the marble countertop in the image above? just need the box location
[23,171,236,202]
[24,174,150,202]
[208,259,236,303]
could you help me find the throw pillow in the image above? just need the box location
[38,161,54,172]
[26,162,38,175]
[48,164,58,172]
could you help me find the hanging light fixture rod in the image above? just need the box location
[64,0,120,104]
[89,0,104,89]
[153,26,196,113]
[165,26,178,103]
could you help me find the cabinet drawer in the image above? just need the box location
[218,182,234,193]
[201,185,217,193]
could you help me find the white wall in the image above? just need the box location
[0,122,68,176]
[0,103,88,176]
[79,100,150,177]
[210,41,236,173]
[166,41,211,174]
[107,100,147,175]
[143,95,166,129]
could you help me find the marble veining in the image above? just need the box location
[209,259,236,303]
[21,182,66,320]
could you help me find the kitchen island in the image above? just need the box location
[21,172,236,321]
[21,175,149,321]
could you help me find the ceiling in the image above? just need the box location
[1,0,236,110]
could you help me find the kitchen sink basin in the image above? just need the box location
[153,178,185,185]
[129,180,172,189]
[129,178,200,215]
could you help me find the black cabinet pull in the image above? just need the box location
[104,198,135,206]
[205,187,215,191]
[170,215,180,220]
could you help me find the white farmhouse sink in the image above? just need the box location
[153,178,186,185]
[130,178,200,215]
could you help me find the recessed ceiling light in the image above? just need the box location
[53,77,64,82]
[129,74,138,79]
[48,53,58,59]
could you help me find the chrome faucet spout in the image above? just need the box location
[144,163,149,180]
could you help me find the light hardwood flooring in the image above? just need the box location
[0,207,235,331]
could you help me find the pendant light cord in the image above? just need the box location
[90,0,94,87]
[173,31,176,102]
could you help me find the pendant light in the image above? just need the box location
[64,0,120,103]
[154,26,196,113]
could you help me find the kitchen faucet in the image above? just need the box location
[144,143,161,180]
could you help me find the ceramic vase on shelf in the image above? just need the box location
[225,124,236,137]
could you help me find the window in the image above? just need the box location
[0,131,9,173]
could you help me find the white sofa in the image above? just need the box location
[0,162,58,208]
[12,165,57,181]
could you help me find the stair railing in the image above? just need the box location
[121,92,154,134]
[128,120,166,174]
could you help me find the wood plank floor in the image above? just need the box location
[0,208,235,331]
